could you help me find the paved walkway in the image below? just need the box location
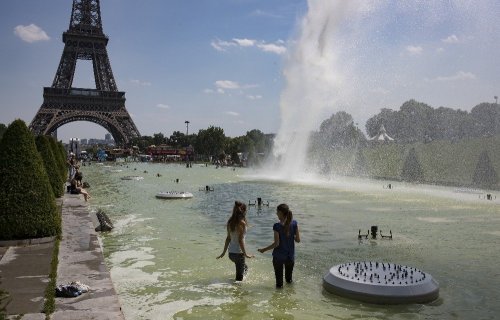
[0,193,124,319]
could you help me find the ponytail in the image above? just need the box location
[277,203,293,237]
[228,201,247,231]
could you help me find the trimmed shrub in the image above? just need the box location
[57,141,69,181]
[353,147,368,176]
[401,147,424,182]
[48,137,67,182]
[36,135,64,198]
[0,119,60,240]
[472,150,498,188]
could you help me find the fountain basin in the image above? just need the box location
[323,261,439,304]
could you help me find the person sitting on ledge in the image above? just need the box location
[70,178,90,202]
[74,166,83,187]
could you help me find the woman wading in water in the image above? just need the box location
[258,203,301,288]
[217,201,254,281]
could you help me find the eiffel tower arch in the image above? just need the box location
[29,0,140,146]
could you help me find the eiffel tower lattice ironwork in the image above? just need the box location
[29,0,140,145]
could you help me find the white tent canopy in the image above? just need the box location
[370,124,394,142]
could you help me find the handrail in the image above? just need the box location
[43,87,124,99]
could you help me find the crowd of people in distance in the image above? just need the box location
[67,152,90,201]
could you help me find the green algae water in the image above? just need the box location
[84,162,500,319]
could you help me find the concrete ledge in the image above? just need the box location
[0,236,56,248]
[55,193,124,319]
[52,310,125,320]
[0,193,124,319]
[0,243,53,315]
[6,313,46,320]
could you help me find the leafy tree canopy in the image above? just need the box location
[366,100,500,143]
[0,123,7,141]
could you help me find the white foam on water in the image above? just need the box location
[111,266,160,291]
[484,231,500,237]
[110,214,155,234]
[109,247,161,291]
[245,169,499,206]
[136,236,158,243]
[146,297,233,320]
[416,217,455,224]
[109,247,155,265]
[121,289,174,320]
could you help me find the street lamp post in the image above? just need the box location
[185,120,190,135]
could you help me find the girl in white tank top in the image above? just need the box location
[216,201,254,281]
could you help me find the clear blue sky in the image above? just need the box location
[1,1,499,143]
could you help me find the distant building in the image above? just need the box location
[369,124,394,142]
[105,133,112,141]
[68,138,80,156]
[87,138,115,146]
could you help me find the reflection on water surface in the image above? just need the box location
[85,162,500,319]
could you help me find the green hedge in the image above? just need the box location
[319,135,500,189]
[401,147,424,182]
[0,286,8,320]
[0,120,60,240]
[36,135,64,198]
[48,137,67,183]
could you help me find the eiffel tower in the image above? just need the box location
[29,0,140,145]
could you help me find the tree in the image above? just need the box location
[48,137,67,181]
[194,126,226,158]
[0,120,59,240]
[353,147,368,177]
[168,131,187,148]
[318,111,366,149]
[0,123,7,140]
[472,150,498,188]
[431,107,468,141]
[230,151,241,165]
[152,132,166,145]
[130,135,154,151]
[401,147,424,182]
[36,135,64,197]
[245,129,266,153]
[396,100,434,143]
[470,103,500,137]
[366,108,398,139]
[366,100,500,143]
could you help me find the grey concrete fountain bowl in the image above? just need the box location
[323,261,439,304]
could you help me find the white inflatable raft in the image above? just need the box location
[121,176,144,180]
[156,191,194,199]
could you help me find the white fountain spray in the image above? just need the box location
[269,1,358,181]
[263,0,500,183]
